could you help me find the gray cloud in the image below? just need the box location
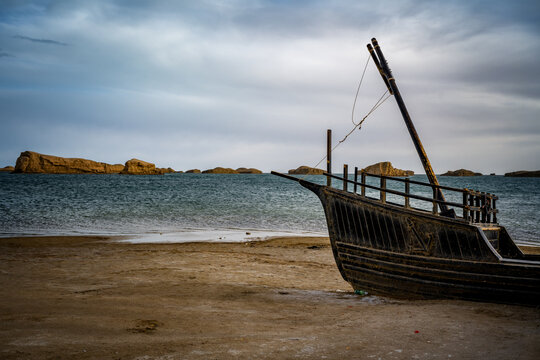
[0,0,539,173]
[13,34,68,46]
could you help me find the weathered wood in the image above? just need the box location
[493,197,498,223]
[324,172,471,214]
[463,191,469,221]
[327,129,332,186]
[432,187,438,215]
[361,171,366,197]
[404,178,410,209]
[354,167,358,194]
[296,179,540,306]
[380,177,386,203]
[343,164,348,191]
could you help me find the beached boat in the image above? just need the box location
[272,38,540,306]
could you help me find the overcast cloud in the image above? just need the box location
[0,0,539,173]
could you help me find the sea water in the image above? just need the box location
[0,173,538,245]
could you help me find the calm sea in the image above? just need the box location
[0,173,538,245]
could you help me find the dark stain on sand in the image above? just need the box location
[128,319,163,334]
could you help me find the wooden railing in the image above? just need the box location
[326,165,498,224]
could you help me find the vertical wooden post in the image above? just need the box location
[492,197,497,223]
[432,186,438,215]
[474,192,480,223]
[462,190,469,221]
[486,193,492,223]
[380,177,386,203]
[354,167,358,194]
[469,191,475,223]
[327,129,332,187]
[361,171,366,197]
[405,178,410,208]
[343,164,348,191]
[481,192,487,223]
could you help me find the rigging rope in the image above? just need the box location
[351,54,371,126]
[307,89,391,174]
[299,53,393,180]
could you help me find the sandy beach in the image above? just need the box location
[1,235,539,359]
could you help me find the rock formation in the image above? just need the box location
[0,166,14,172]
[202,167,239,174]
[157,167,175,174]
[504,170,540,177]
[186,169,201,173]
[120,159,165,175]
[362,162,414,176]
[288,166,324,175]
[236,167,263,174]
[441,169,482,176]
[13,151,124,174]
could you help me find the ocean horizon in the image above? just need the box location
[0,172,538,245]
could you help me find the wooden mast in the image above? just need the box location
[367,38,453,216]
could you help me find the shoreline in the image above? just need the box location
[1,235,539,359]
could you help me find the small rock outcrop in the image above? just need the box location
[441,169,482,176]
[157,167,175,174]
[0,166,14,172]
[504,170,540,177]
[13,151,124,174]
[202,167,239,174]
[120,159,165,175]
[236,167,263,174]
[362,162,413,177]
[288,166,324,175]
[186,169,201,173]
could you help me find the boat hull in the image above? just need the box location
[300,180,540,306]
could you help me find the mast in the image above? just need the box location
[368,38,453,216]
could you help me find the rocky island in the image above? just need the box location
[362,162,414,176]
[11,151,173,175]
[0,166,14,172]
[441,169,482,176]
[288,166,324,175]
[203,167,239,174]
[13,151,124,174]
[120,159,173,175]
[236,167,263,174]
[200,167,263,174]
[504,170,540,177]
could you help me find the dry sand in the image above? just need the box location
[0,235,539,359]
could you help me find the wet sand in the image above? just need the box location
[0,236,539,359]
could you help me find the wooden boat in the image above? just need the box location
[272,38,540,306]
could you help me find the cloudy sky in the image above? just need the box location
[1,0,539,174]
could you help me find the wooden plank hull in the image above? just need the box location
[300,180,540,306]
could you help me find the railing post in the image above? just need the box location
[486,193,492,223]
[361,171,366,197]
[343,164,348,191]
[469,191,475,223]
[462,190,469,221]
[380,176,386,203]
[474,192,481,223]
[492,196,497,223]
[327,129,332,186]
[354,167,358,194]
[481,192,487,223]
[404,178,410,208]
[432,186,438,215]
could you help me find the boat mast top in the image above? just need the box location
[367,38,453,216]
